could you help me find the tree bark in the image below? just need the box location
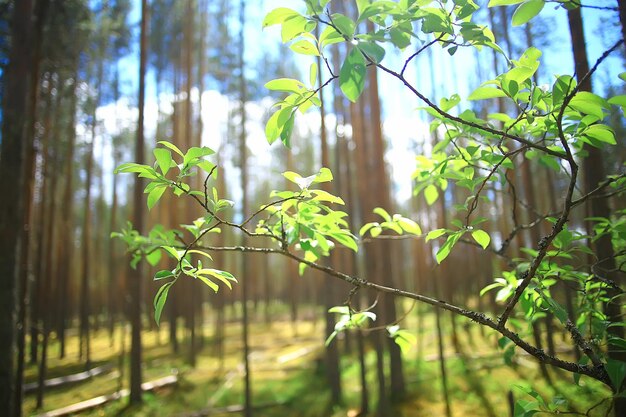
[567,8,625,415]
[129,0,149,404]
[0,1,34,414]
[238,2,252,415]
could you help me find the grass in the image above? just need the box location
[22,303,613,417]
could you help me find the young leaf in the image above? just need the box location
[262,7,300,28]
[471,229,491,249]
[373,207,391,222]
[424,184,439,205]
[397,217,422,235]
[309,62,318,87]
[290,39,320,55]
[329,231,358,252]
[147,185,167,210]
[426,228,446,242]
[511,0,544,27]
[339,47,367,102]
[153,148,173,175]
[488,0,524,6]
[154,281,174,325]
[154,270,175,281]
[265,78,305,93]
[468,86,508,100]
[158,140,184,157]
[358,41,385,63]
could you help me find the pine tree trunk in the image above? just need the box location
[238,2,252,415]
[129,0,149,404]
[567,8,625,414]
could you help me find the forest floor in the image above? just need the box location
[22,304,612,417]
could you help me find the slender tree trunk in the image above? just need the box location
[618,0,626,44]
[317,35,343,406]
[36,74,63,409]
[567,9,625,414]
[14,2,48,413]
[57,67,79,360]
[129,0,149,404]
[0,0,34,405]
[238,2,252,415]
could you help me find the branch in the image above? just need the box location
[191,242,610,385]
[497,40,623,327]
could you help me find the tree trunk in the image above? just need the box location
[567,9,625,414]
[238,2,252,415]
[57,67,79,360]
[0,1,34,413]
[129,0,149,404]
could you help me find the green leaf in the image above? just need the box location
[313,167,334,183]
[608,94,626,107]
[196,275,219,292]
[281,14,313,43]
[606,359,626,393]
[147,185,167,210]
[359,222,378,236]
[319,25,344,48]
[397,217,422,235]
[153,148,173,175]
[309,63,318,87]
[204,268,237,287]
[262,7,300,28]
[183,146,214,168]
[340,47,367,102]
[114,162,152,175]
[331,13,355,37]
[328,306,350,314]
[468,86,508,100]
[329,231,358,252]
[290,39,320,55]
[187,249,214,261]
[154,270,175,281]
[569,91,606,119]
[471,229,491,249]
[280,112,296,147]
[511,0,544,27]
[436,232,462,264]
[584,124,616,145]
[488,0,524,5]
[158,140,184,157]
[162,245,182,260]
[440,94,461,112]
[374,207,391,222]
[358,41,385,64]
[265,78,306,93]
[311,189,345,204]
[146,249,162,267]
[154,281,174,325]
[426,228,446,242]
[424,184,439,205]
[266,107,294,144]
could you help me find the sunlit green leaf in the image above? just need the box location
[340,47,367,102]
[153,148,173,175]
[290,39,320,55]
[468,86,508,100]
[426,228,446,242]
[262,7,300,28]
[158,140,184,157]
[147,185,167,210]
[511,0,544,27]
[424,184,439,205]
[471,229,491,249]
[154,281,174,325]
